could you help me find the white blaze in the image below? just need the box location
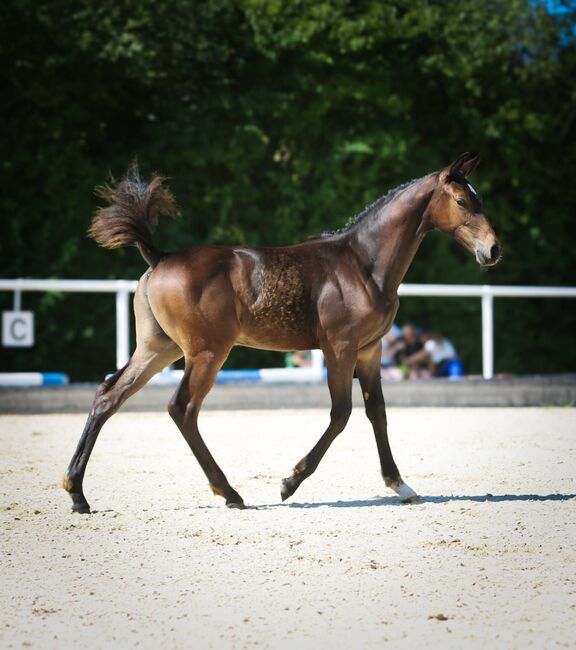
[466,181,479,197]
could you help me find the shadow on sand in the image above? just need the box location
[131,493,575,512]
[275,493,576,509]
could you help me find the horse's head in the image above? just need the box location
[427,153,501,267]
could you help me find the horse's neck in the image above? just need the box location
[349,175,436,298]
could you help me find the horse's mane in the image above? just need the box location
[316,176,424,239]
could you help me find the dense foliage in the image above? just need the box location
[1,0,575,379]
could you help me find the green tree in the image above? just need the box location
[1,0,574,379]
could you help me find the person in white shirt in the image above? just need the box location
[403,331,462,379]
[380,324,404,381]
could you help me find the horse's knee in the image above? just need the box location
[330,402,352,432]
[365,402,387,424]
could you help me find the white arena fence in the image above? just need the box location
[1,278,575,385]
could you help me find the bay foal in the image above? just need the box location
[64,153,500,512]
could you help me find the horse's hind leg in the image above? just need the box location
[63,339,181,512]
[63,282,182,512]
[168,349,244,508]
[356,340,418,503]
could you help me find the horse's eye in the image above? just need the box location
[456,197,467,207]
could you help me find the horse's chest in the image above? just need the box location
[355,295,400,347]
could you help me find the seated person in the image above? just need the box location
[402,331,462,379]
[423,333,462,378]
[396,324,427,379]
[285,350,313,368]
[380,324,404,381]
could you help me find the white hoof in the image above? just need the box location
[390,481,419,503]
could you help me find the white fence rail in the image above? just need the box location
[1,278,576,380]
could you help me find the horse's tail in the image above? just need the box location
[88,163,178,268]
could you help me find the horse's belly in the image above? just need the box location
[236,321,317,352]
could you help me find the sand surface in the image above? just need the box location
[1,407,575,649]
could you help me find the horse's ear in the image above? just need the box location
[446,152,481,178]
[458,152,481,177]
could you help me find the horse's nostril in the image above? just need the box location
[490,243,501,260]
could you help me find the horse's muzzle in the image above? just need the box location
[476,241,502,267]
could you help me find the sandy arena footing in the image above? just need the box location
[1,407,575,648]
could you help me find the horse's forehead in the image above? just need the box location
[447,174,482,207]
[466,180,479,197]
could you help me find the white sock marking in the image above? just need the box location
[390,481,418,502]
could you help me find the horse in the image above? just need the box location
[63,152,501,512]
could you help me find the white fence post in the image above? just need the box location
[115,282,131,369]
[311,349,324,370]
[481,285,494,380]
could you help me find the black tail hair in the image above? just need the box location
[88,163,178,267]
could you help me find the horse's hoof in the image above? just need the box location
[71,502,91,514]
[68,490,91,513]
[389,480,419,503]
[280,477,296,502]
[226,499,246,510]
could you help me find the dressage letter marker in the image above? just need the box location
[2,311,34,347]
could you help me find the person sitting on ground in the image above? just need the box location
[396,324,426,379]
[380,324,404,381]
[422,331,462,378]
[285,350,313,368]
[402,330,462,379]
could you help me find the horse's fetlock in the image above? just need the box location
[331,403,352,419]
[383,474,401,488]
[210,483,226,498]
[62,474,73,493]
[330,404,352,432]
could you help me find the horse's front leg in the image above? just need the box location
[281,343,356,501]
[356,340,419,503]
